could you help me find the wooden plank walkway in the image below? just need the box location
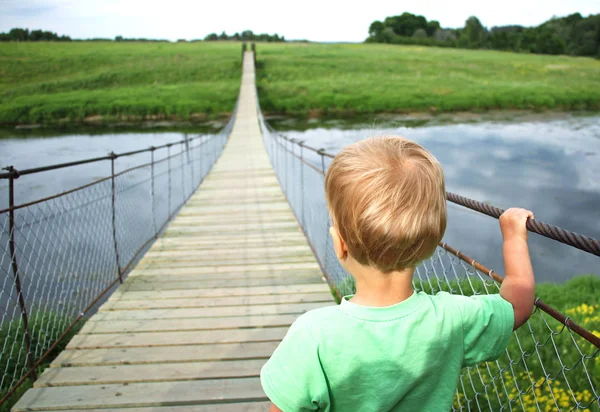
[13,51,333,411]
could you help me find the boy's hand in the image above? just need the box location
[500,208,534,243]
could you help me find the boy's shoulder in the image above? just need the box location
[285,304,343,337]
[293,304,341,326]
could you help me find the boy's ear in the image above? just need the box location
[329,226,348,260]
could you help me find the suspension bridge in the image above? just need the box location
[2,48,599,411]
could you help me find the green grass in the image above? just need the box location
[0,312,84,411]
[333,274,600,410]
[255,43,600,116]
[0,42,242,125]
[2,42,600,125]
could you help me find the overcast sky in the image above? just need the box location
[1,0,598,42]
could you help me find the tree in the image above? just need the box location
[426,20,440,37]
[241,30,253,41]
[9,28,29,41]
[115,35,124,42]
[461,16,488,48]
[384,12,428,37]
[369,21,385,38]
[204,33,218,41]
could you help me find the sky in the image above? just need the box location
[0,0,598,42]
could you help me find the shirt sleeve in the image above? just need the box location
[260,315,330,411]
[455,294,514,367]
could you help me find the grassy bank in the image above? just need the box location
[2,42,600,126]
[335,274,600,410]
[0,313,84,411]
[0,42,241,125]
[255,43,600,116]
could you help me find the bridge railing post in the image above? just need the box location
[167,144,172,217]
[251,42,256,66]
[299,142,305,227]
[150,147,158,238]
[5,166,38,382]
[242,43,247,65]
[180,141,185,203]
[109,152,123,283]
[187,135,194,190]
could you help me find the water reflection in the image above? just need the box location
[276,116,600,283]
[0,131,206,206]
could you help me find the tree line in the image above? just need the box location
[0,28,284,43]
[367,12,600,57]
[204,30,284,42]
[0,28,71,41]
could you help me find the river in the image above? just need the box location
[269,113,600,283]
[1,114,599,283]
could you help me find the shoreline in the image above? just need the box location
[2,108,598,136]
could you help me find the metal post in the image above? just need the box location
[318,149,326,174]
[284,138,288,195]
[251,43,256,66]
[109,153,123,283]
[5,166,38,381]
[150,147,158,238]
[188,136,195,189]
[299,143,305,227]
[167,144,172,217]
[198,137,203,183]
[180,141,185,202]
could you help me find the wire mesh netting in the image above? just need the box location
[0,115,234,403]
[259,111,600,411]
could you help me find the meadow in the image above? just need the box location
[255,43,600,116]
[0,42,241,125]
[2,42,600,125]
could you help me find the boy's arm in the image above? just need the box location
[269,404,283,412]
[498,208,536,330]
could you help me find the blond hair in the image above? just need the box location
[325,136,446,272]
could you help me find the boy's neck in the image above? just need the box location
[347,260,415,307]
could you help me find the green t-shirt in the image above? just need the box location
[260,291,514,411]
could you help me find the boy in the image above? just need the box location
[260,137,535,411]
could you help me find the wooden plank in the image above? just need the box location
[134,261,320,272]
[108,283,330,301]
[166,221,298,231]
[170,214,295,225]
[147,237,308,249]
[122,276,325,291]
[13,378,266,411]
[80,314,299,334]
[138,254,316,267]
[126,269,322,282]
[128,264,321,277]
[35,359,267,387]
[67,327,289,349]
[161,230,305,242]
[52,342,279,367]
[145,244,312,257]
[91,302,332,321]
[99,292,332,311]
